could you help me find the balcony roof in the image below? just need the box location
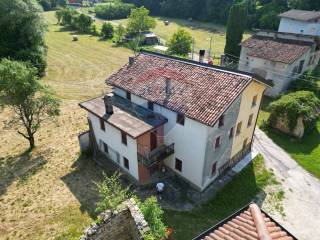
[80,94,167,138]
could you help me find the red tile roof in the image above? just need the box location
[193,203,296,240]
[107,52,256,126]
[241,35,313,64]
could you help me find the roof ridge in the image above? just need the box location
[249,204,272,240]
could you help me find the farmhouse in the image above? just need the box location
[80,51,271,191]
[239,31,320,97]
[278,9,320,36]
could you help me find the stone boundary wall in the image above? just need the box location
[80,199,149,240]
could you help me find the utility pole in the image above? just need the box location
[191,38,195,60]
[208,36,213,58]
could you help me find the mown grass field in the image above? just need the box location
[0,11,277,240]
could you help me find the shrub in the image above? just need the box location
[75,13,93,33]
[167,29,192,56]
[101,22,114,39]
[95,3,135,20]
[115,24,127,43]
[94,172,132,213]
[268,91,320,133]
[139,197,167,240]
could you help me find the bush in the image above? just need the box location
[167,29,192,56]
[139,197,167,240]
[95,3,135,20]
[101,22,114,39]
[268,91,320,133]
[95,172,132,213]
[75,13,93,33]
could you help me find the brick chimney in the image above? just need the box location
[199,50,205,63]
[103,93,114,115]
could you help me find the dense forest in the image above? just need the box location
[123,0,320,29]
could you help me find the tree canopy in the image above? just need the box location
[167,29,192,57]
[224,2,247,59]
[0,0,47,76]
[268,91,320,133]
[0,59,60,149]
[127,6,156,34]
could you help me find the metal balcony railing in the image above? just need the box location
[138,143,174,167]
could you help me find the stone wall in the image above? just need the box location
[80,199,149,240]
[272,115,305,138]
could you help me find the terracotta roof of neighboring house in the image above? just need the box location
[106,51,270,127]
[79,95,167,138]
[241,35,313,64]
[193,203,296,240]
[279,10,320,22]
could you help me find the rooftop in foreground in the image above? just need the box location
[107,51,271,127]
[193,203,296,240]
[79,94,167,138]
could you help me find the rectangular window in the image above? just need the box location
[126,91,131,101]
[175,158,182,172]
[121,131,127,145]
[243,138,248,150]
[215,136,221,149]
[252,95,257,108]
[218,115,224,127]
[148,101,154,111]
[103,142,108,154]
[247,114,254,127]
[123,157,129,170]
[176,113,185,126]
[297,60,305,74]
[236,122,242,135]
[211,162,217,176]
[229,127,234,139]
[100,118,105,131]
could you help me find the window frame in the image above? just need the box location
[236,121,242,136]
[211,162,217,177]
[148,101,154,111]
[247,114,254,127]
[176,113,185,126]
[215,136,221,149]
[121,131,127,146]
[218,115,224,128]
[126,91,131,101]
[229,127,234,139]
[103,142,108,154]
[123,157,129,170]
[252,95,258,108]
[100,118,105,131]
[175,158,183,172]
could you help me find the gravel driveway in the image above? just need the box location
[253,128,320,240]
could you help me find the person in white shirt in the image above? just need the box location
[156,182,165,200]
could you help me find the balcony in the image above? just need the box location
[138,143,174,167]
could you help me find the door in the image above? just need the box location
[150,130,157,151]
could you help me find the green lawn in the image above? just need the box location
[257,97,320,179]
[107,17,251,63]
[43,11,131,100]
[164,155,276,239]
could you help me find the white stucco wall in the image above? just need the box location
[279,18,320,36]
[239,46,319,97]
[88,112,139,180]
[113,87,208,189]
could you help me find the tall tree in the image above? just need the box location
[167,29,192,56]
[0,0,47,76]
[0,59,60,150]
[224,2,248,60]
[127,6,156,34]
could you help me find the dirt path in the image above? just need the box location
[253,128,320,240]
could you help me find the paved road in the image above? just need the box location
[253,128,320,240]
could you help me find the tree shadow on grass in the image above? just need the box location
[0,150,48,197]
[61,154,137,219]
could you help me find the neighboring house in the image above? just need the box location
[80,51,271,191]
[192,203,296,240]
[278,9,320,36]
[239,31,320,97]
